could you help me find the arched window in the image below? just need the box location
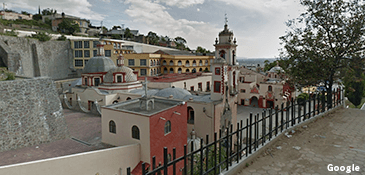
[178,60,182,66]
[199,68,203,72]
[178,68,182,74]
[186,69,190,73]
[219,50,226,59]
[205,60,208,66]
[187,107,194,124]
[232,50,236,65]
[153,60,156,66]
[150,60,153,66]
[126,97,131,100]
[132,125,140,140]
[164,67,168,74]
[169,60,174,66]
[109,120,116,133]
[199,60,203,66]
[164,121,171,134]
[163,60,167,65]
[268,86,272,91]
[192,60,196,67]
[185,61,190,67]
[169,68,174,74]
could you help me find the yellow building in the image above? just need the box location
[124,50,213,76]
[70,38,134,69]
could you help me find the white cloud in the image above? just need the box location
[216,0,297,15]
[156,0,205,8]
[3,0,105,21]
[124,0,220,50]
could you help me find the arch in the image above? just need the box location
[169,60,174,66]
[132,125,140,140]
[187,106,194,124]
[164,67,168,74]
[185,60,190,67]
[192,68,196,73]
[178,68,182,74]
[268,85,272,91]
[164,120,171,134]
[163,60,167,65]
[199,68,203,72]
[153,60,156,66]
[113,100,118,104]
[232,50,236,65]
[150,60,153,66]
[126,97,131,100]
[169,68,174,74]
[204,67,209,72]
[250,96,259,108]
[186,69,190,73]
[178,60,182,66]
[219,50,226,59]
[192,60,196,67]
[150,69,153,76]
[109,120,116,133]
[205,60,208,66]
[199,60,203,66]
[233,71,236,90]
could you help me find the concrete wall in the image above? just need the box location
[0,35,73,80]
[0,144,140,175]
[0,77,69,152]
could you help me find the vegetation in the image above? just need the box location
[32,14,42,21]
[279,0,365,108]
[0,18,51,29]
[0,67,15,81]
[111,34,122,39]
[263,60,284,72]
[196,46,212,54]
[124,28,134,39]
[188,145,227,175]
[30,32,51,42]
[58,19,80,35]
[0,30,18,37]
[57,34,67,41]
[297,93,309,106]
[41,8,57,15]
[147,31,159,45]
[343,57,365,107]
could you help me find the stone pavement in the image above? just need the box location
[237,108,365,175]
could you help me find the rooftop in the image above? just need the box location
[137,72,211,83]
[154,49,195,56]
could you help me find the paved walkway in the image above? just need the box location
[237,108,365,175]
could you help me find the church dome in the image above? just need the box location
[268,66,284,73]
[83,56,116,74]
[154,87,192,99]
[219,24,233,36]
[103,66,137,83]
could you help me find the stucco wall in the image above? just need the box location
[0,77,69,152]
[0,144,140,175]
[0,35,73,80]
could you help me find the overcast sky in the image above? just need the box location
[5,0,305,58]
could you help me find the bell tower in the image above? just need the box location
[214,14,237,66]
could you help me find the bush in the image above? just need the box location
[0,30,17,37]
[30,32,51,42]
[297,93,309,105]
[57,35,67,41]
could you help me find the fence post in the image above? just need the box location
[164,147,168,175]
[219,129,222,173]
[236,122,239,163]
[152,156,156,175]
[298,101,301,123]
[249,113,252,154]
[268,109,272,140]
[317,92,320,114]
[190,141,194,175]
[291,98,295,126]
[281,103,284,132]
[173,148,176,175]
[303,99,307,121]
[226,127,229,170]
[183,146,187,175]
[245,119,248,158]
[286,104,289,129]
[239,120,243,160]
[206,135,209,173]
[275,106,278,136]
[230,124,233,166]
[214,132,217,175]
[308,94,311,118]
[322,91,325,113]
[200,138,204,175]
[254,114,257,151]
[262,109,266,145]
[127,167,131,175]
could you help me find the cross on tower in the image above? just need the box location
[225,13,228,25]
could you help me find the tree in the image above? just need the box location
[124,28,134,39]
[196,46,211,54]
[111,34,122,39]
[146,31,159,45]
[32,14,42,21]
[175,36,187,50]
[58,19,80,35]
[263,60,285,72]
[57,34,67,41]
[279,0,365,108]
[30,32,51,42]
[21,11,30,15]
[343,57,364,107]
[41,8,57,15]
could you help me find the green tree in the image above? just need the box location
[41,8,57,15]
[58,19,80,35]
[21,11,30,15]
[175,36,187,50]
[263,60,284,72]
[344,57,364,107]
[147,31,159,45]
[279,0,365,108]
[30,32,51,42]
[32,14,42,21]
[196,46,211,54]
[57,34,67,41]
[124,28,134,39]
[111,34,122,39]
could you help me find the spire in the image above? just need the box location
[224,13,228,30]
[38,6,41,14]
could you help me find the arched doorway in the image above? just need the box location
[250,96,259,107]
[266,100,274,109]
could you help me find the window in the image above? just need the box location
[190,86,194,91]
[199,60,202,66]
[186,69,190,73]
[169,68,173,74]
[206,81,210,91]
[117,75,122,83]
[84,41,90,48]
[132,125,140,140]
[187,107,194,124]
[128,59,135,66]
[163,60,167,65]
[140,59,146,66]
[185,61,190,67]
[214,81,221,93]
[84,59,88,65]
[178,60,182,66]
[75,50,83,57]
[84,78,88,85]
[75,59,83,67]
[240,77,245,83]
[198,83,202,91]
[109,120,116,133]
[184,82,186,89]
[205,60,208,66]
[140,69,147,76]
[178,68,182,74]
[84,50,90,57]
[192,60,196,67]
[268,86,272,91]
[169,60,173,66]
[74,41,82,48]
[215,67,221,75]
[93,41,98,48]
[240,89,246,93]
[105,50,111,57]
[93,50,97,57]
[164,121,171,134]
[199,68,202,72]
[219,50,226,59]
[94,78,100,86]
[163,68,167,74]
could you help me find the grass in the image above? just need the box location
[345,98,365,109]
[0,18,51,29]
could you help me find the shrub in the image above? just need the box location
[30,32,51,42]
[0,30,17,37]
[57,35,67,41]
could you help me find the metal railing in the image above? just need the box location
[125,88,344,175]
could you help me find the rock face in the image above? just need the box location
[0,77,69,152]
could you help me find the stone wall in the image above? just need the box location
[0,77,69,152]
[0,35,74,80]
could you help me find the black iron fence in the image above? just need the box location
[126,88,344,175]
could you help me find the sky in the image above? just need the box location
[4,0,305,58]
